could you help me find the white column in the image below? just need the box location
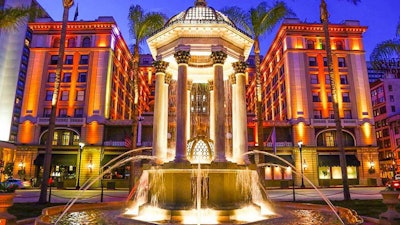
[211,50,227,163]
[152,61,169,163]
[231,74,238,163]
[163,75,170,159]
[174,50,190,162]
[233,61,249,164]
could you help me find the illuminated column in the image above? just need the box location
[230,74,238,162]
[174,49,191,162]
[152,60,169,163]
[164,74,172,158]
[211,50,227,162]
[208,80,215,142]
[187,81,193,141]
[233,61,248,164]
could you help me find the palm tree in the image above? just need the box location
[320,0,360,201]
[127,5,166,190]
[370,19,400,70]
[221,1,293,188]
[0,5,42,30]
[38,0,74,204]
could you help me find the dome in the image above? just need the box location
[165,0,236,29]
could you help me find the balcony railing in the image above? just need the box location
[310,118,358,127]
[37,117,86,125]
[103,141,126,147]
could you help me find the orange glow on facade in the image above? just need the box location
[86,122,100,144]
[362,122,373,145]
[18,121,34,144]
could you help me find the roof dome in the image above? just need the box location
[165,0,236,28]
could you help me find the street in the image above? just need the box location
[13,186,385,204]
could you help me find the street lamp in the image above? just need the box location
[76,142,85,189]
[393,158,397,179]
[298,141,305,188]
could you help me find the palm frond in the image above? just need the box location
[220,6,253,36]
[396,18,400,37]
[370,39,400,67]
[0,6,42,30]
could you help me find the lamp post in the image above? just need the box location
[76,142,85,189]
[298,141,305,188]
[393,158,397,179]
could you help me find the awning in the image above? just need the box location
[34,154,77,166]
[318,155,361,167]
[264,155,295,166]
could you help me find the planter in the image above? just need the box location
[0,193,16,225]
[379,190,400,225]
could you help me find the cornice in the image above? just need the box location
[29,22,115,31]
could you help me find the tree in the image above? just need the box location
[0,5,42,30]
[370,19,400,70]
[127,5,166,190]
[221,1,293,188]
[320,0,360,201]
[38,0,74,204]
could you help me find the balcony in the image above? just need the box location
[310,118,358,127]
[37,117,86,126]
[103,141,126,147]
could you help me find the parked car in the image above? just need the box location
[4,178,31,189]
[386,174,400,190]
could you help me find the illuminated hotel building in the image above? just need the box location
[246,18,379,187]
[17,17,150,188]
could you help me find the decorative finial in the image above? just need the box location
[195,0,207,7]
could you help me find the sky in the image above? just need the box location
[35,0,400,59]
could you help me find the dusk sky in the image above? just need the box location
[35,0,400,59]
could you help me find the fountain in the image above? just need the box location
[34,1,365,224]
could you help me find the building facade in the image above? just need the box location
[16,17,151,188]
[246,18,378,187]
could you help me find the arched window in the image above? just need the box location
[306,40,315,49]
[82,37,91,47]
[316,129,355,147]
[53,37,60,48]
[40,128,80,146]
[67,38,76,47]
[335,41,344,50]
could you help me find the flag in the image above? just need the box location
[74,3,79,21]
[271,127,276,155]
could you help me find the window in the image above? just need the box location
[61,131,70,145]
[310,74,319,84]
[327,92,332,102]
[82,37,91,47]
[79,55,89,64]
[63,73,71,82]
[307,40,314,49]
[323,57,328,67]
[325,74,331,84]
[324,132,335,146]
[52,37,60,48]
[50,55,58,65]
[342,92,350,102]
[67,38,75,47]
[340,74,348,84]
[78,72,87,82]
[392,106,396,112]
[309,57,317,66]
[65,55,73,65]
[319,39,326,50]
[390,95,394,102]
[388,85,393,91]
[344,110,352,119]
[59,108,67,117]
[76,90,85,101]
[74,108,84,117]
[61,91,69,101]
[338,57,346,67]
[45,90,53,101]
[335,41,344,50]
[329,110,335,119]
[48,72,56,82]
[43,108,51,117]
[313,110,322,119]
[312,92,321,102]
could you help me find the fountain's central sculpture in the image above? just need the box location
[124,1,273,224]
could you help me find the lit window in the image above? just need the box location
[61,91,69,101]
[76,90,85,101]
[310,74,319,84]
[48,72,56,82]
[45,90,53,101]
